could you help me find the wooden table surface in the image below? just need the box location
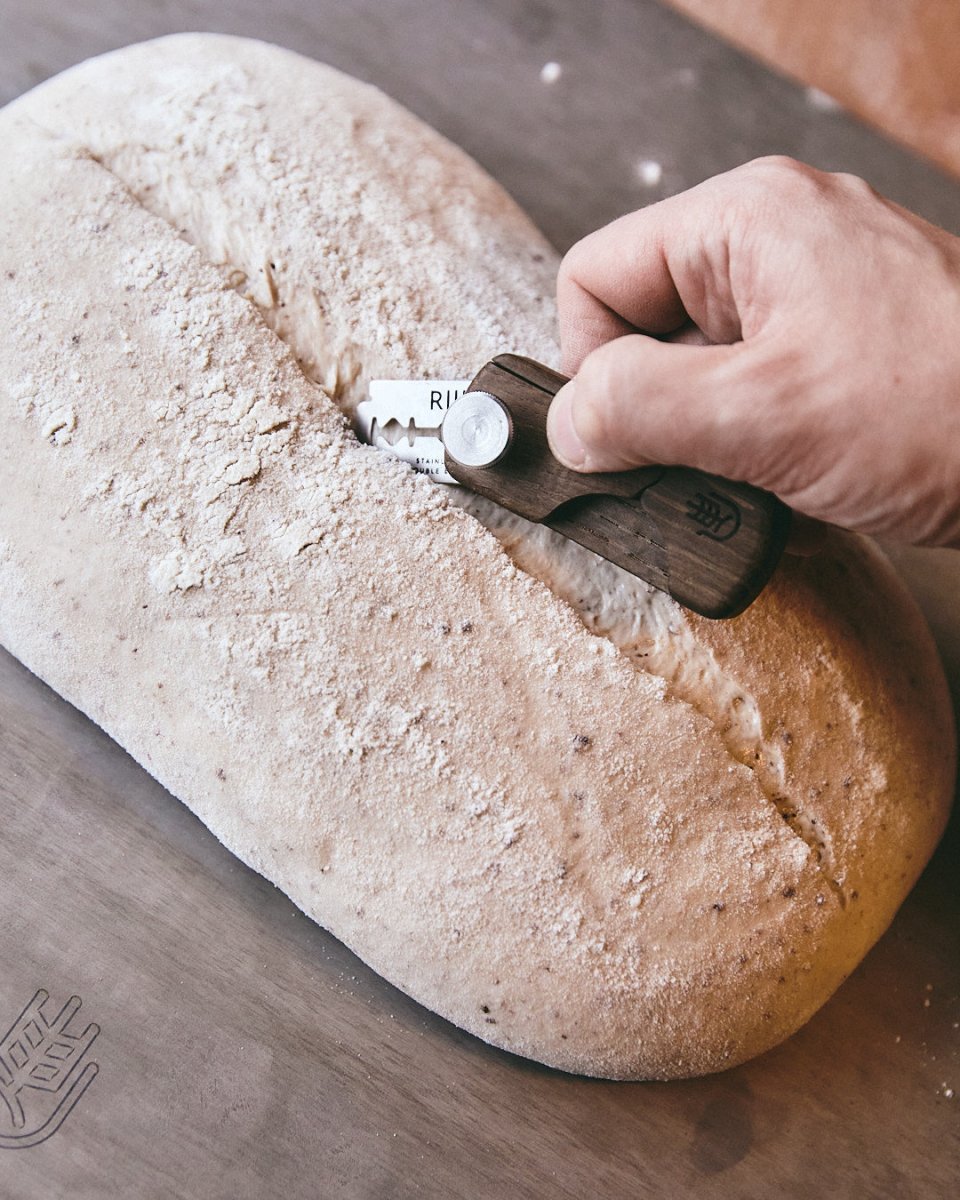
[1,3,958,1197]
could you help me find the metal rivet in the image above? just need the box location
[442,391,513,468]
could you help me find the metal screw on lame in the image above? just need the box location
[442,391,513,468]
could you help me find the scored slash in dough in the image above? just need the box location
[0,34,954,1079]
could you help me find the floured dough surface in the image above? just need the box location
[0,34,953,1079]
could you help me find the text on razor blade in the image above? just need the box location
[362,380,471,481]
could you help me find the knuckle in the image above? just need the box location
[745,154,815,183]
[743,157,880,210]
[730,157,878,237]
[738,155,825,203]
[749,153,803,173]
[714,158,816,238]
[556,246,578,289]
[830,170,879,201]
[558,231,599,287]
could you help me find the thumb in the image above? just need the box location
[545,333,786,488]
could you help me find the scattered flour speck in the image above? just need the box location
[805,86,842,112]
[635,159,663,187]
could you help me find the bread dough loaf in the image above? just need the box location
[0,34,954,1079]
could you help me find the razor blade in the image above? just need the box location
[356,380,470,484]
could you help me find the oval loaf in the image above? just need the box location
[0,34,954,1079]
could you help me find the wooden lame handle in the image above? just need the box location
[448,355,792,618]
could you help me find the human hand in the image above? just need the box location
[546,156,960,548]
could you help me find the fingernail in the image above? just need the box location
[547,381,587,468]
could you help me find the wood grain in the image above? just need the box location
[1,2,958,1197]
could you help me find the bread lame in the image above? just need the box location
[357,354,791,618]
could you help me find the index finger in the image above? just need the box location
[557,175,743,373]
[557,208,683,371]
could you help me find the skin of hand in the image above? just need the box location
[546,156,960,548]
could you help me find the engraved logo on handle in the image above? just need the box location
[684,490,742,542]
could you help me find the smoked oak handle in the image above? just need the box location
[448,354,792,618]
